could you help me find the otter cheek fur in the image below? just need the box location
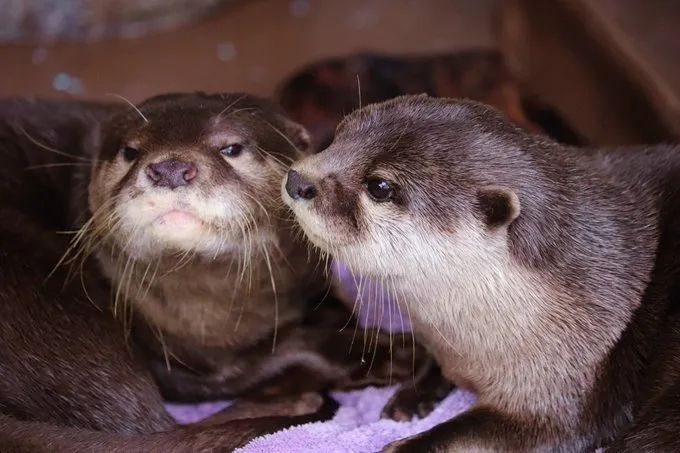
[285,95,680,451]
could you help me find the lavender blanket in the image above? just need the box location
[167,387,476,452]
[167,261,476,451]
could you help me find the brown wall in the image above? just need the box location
[0,0,496,102]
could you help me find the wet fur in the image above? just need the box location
[285,95,680,451]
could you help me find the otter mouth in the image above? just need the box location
[147,208,208,246]
[153,209,204,227]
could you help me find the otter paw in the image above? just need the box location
[382,388,433,421]
[382,436,430,453]
[382,380,451,421]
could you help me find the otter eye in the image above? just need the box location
[365,177,396,202]
[120,146,139,162]
[220,143,243,157]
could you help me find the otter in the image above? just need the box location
[284,94,680,452]
[0,93,417,450]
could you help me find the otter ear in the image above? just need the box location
[476,186,521,229]
[281,117,312,157]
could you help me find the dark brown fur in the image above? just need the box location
[285,95,680,451]
[0,95,420,451]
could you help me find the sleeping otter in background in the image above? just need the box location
[285,94,680,452]
[0,93,420,451]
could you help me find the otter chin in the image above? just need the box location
[285,94,680,451]
[150,209,204,246]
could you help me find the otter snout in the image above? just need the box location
[145,159,197,189]
[285,169,317,200]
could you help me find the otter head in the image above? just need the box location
[88,92,310,262]
[283,95,530,289]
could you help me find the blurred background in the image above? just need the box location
[1,0,679,148]
[0,0,496,99]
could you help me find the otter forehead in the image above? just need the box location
[100,93,297,160]
[289,96,531,223]
[313,95,526,181]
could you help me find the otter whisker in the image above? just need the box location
[355,274,369,363]
[68,215,122,274]
[24,162,92,170]
[78,251,99,311]
[259,241,279,352]
[213,233,227,261]
[138,261,153,298]
[234,217,250,286]
[216,94,247,118]
[164,247,195,276]
[255,145,295,169]
[142,257,162,301]
[105,93,149,123]
[394,278,418,385]
[382,274,393,385]
[112,222,142,319]
[262,120,303,155]
[360,271,377,362]
[365,270,383,376]
[346,271,365,358]
[260,146,296,164]
[356,74,362,111]
[389,275,407,348]
[122,259,137,344]
[241,190,272,225]
[114,239,136,318]
[18,125,95,162]
[243,210,258,294]
[339,259,363,333]
[69,216,123,277]
[155,325,172,372]
[312,276,334,314]
[46,198,116,282]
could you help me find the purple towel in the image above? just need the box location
[166,387,476,452]
[166,260,476,451]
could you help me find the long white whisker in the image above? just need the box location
[105,93,149,123]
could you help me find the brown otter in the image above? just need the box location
[0,93,418,450]
[284,94,680,451]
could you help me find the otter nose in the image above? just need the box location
[145,159,197,189]
[286,169,317,200]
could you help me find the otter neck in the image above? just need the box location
[96,246,303,349]
[385,235,622,417]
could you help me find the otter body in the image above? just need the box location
[0,94,414,450]
[285,95,680,451]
